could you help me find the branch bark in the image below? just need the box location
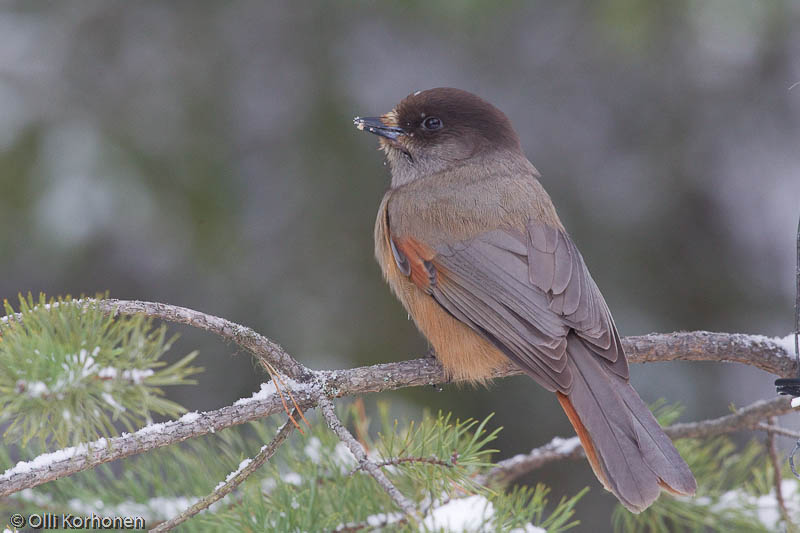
[622,331,797,378]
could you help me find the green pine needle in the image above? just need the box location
[0,293,202,448]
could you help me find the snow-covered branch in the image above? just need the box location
[0,299,796,514]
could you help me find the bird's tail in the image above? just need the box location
[557,335,696,513]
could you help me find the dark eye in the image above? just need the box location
[422,116,442,130]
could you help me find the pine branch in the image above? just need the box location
[348,454,456,476]
[0,296,201,447]
[0,298,312,381]
[149,410,297,533]
[0,298,796,500]
[756,423,800,439]
[475,437,583,486]
[0,388,316,498]
[7,299,791,380]
[318,395,420,520]
[666,396,793,439]
[623,331,799,377]
[102,301,798,377]
[765,417,794,531]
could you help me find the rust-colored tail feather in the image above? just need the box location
[557,392,610,491]
[558,334,696,513]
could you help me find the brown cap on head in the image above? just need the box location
[354,88,523,186]
[399,88,520,148]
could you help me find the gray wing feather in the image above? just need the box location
[430,222,628,393]
[528,221,625,369]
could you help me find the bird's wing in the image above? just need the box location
[391,221,627,393]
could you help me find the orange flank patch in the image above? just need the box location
[392,236,437,291]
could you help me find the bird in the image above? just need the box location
[353,87,696,513]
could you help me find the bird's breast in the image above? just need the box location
[374,191,510,383]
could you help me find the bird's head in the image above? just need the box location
[354,88,522,187]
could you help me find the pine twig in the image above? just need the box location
[150,410,298,532]
[263,362,310,432]
[756,423,800,440]
[665,396,792,439]
[347,455,455,477]
[766,417,795,531]
[476,436,583,486]
[317,395,419,520]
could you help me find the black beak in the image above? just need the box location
[353,116,406,140]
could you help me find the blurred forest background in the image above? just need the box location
[0,1,798,528]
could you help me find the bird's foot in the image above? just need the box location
[425,347,449,390]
